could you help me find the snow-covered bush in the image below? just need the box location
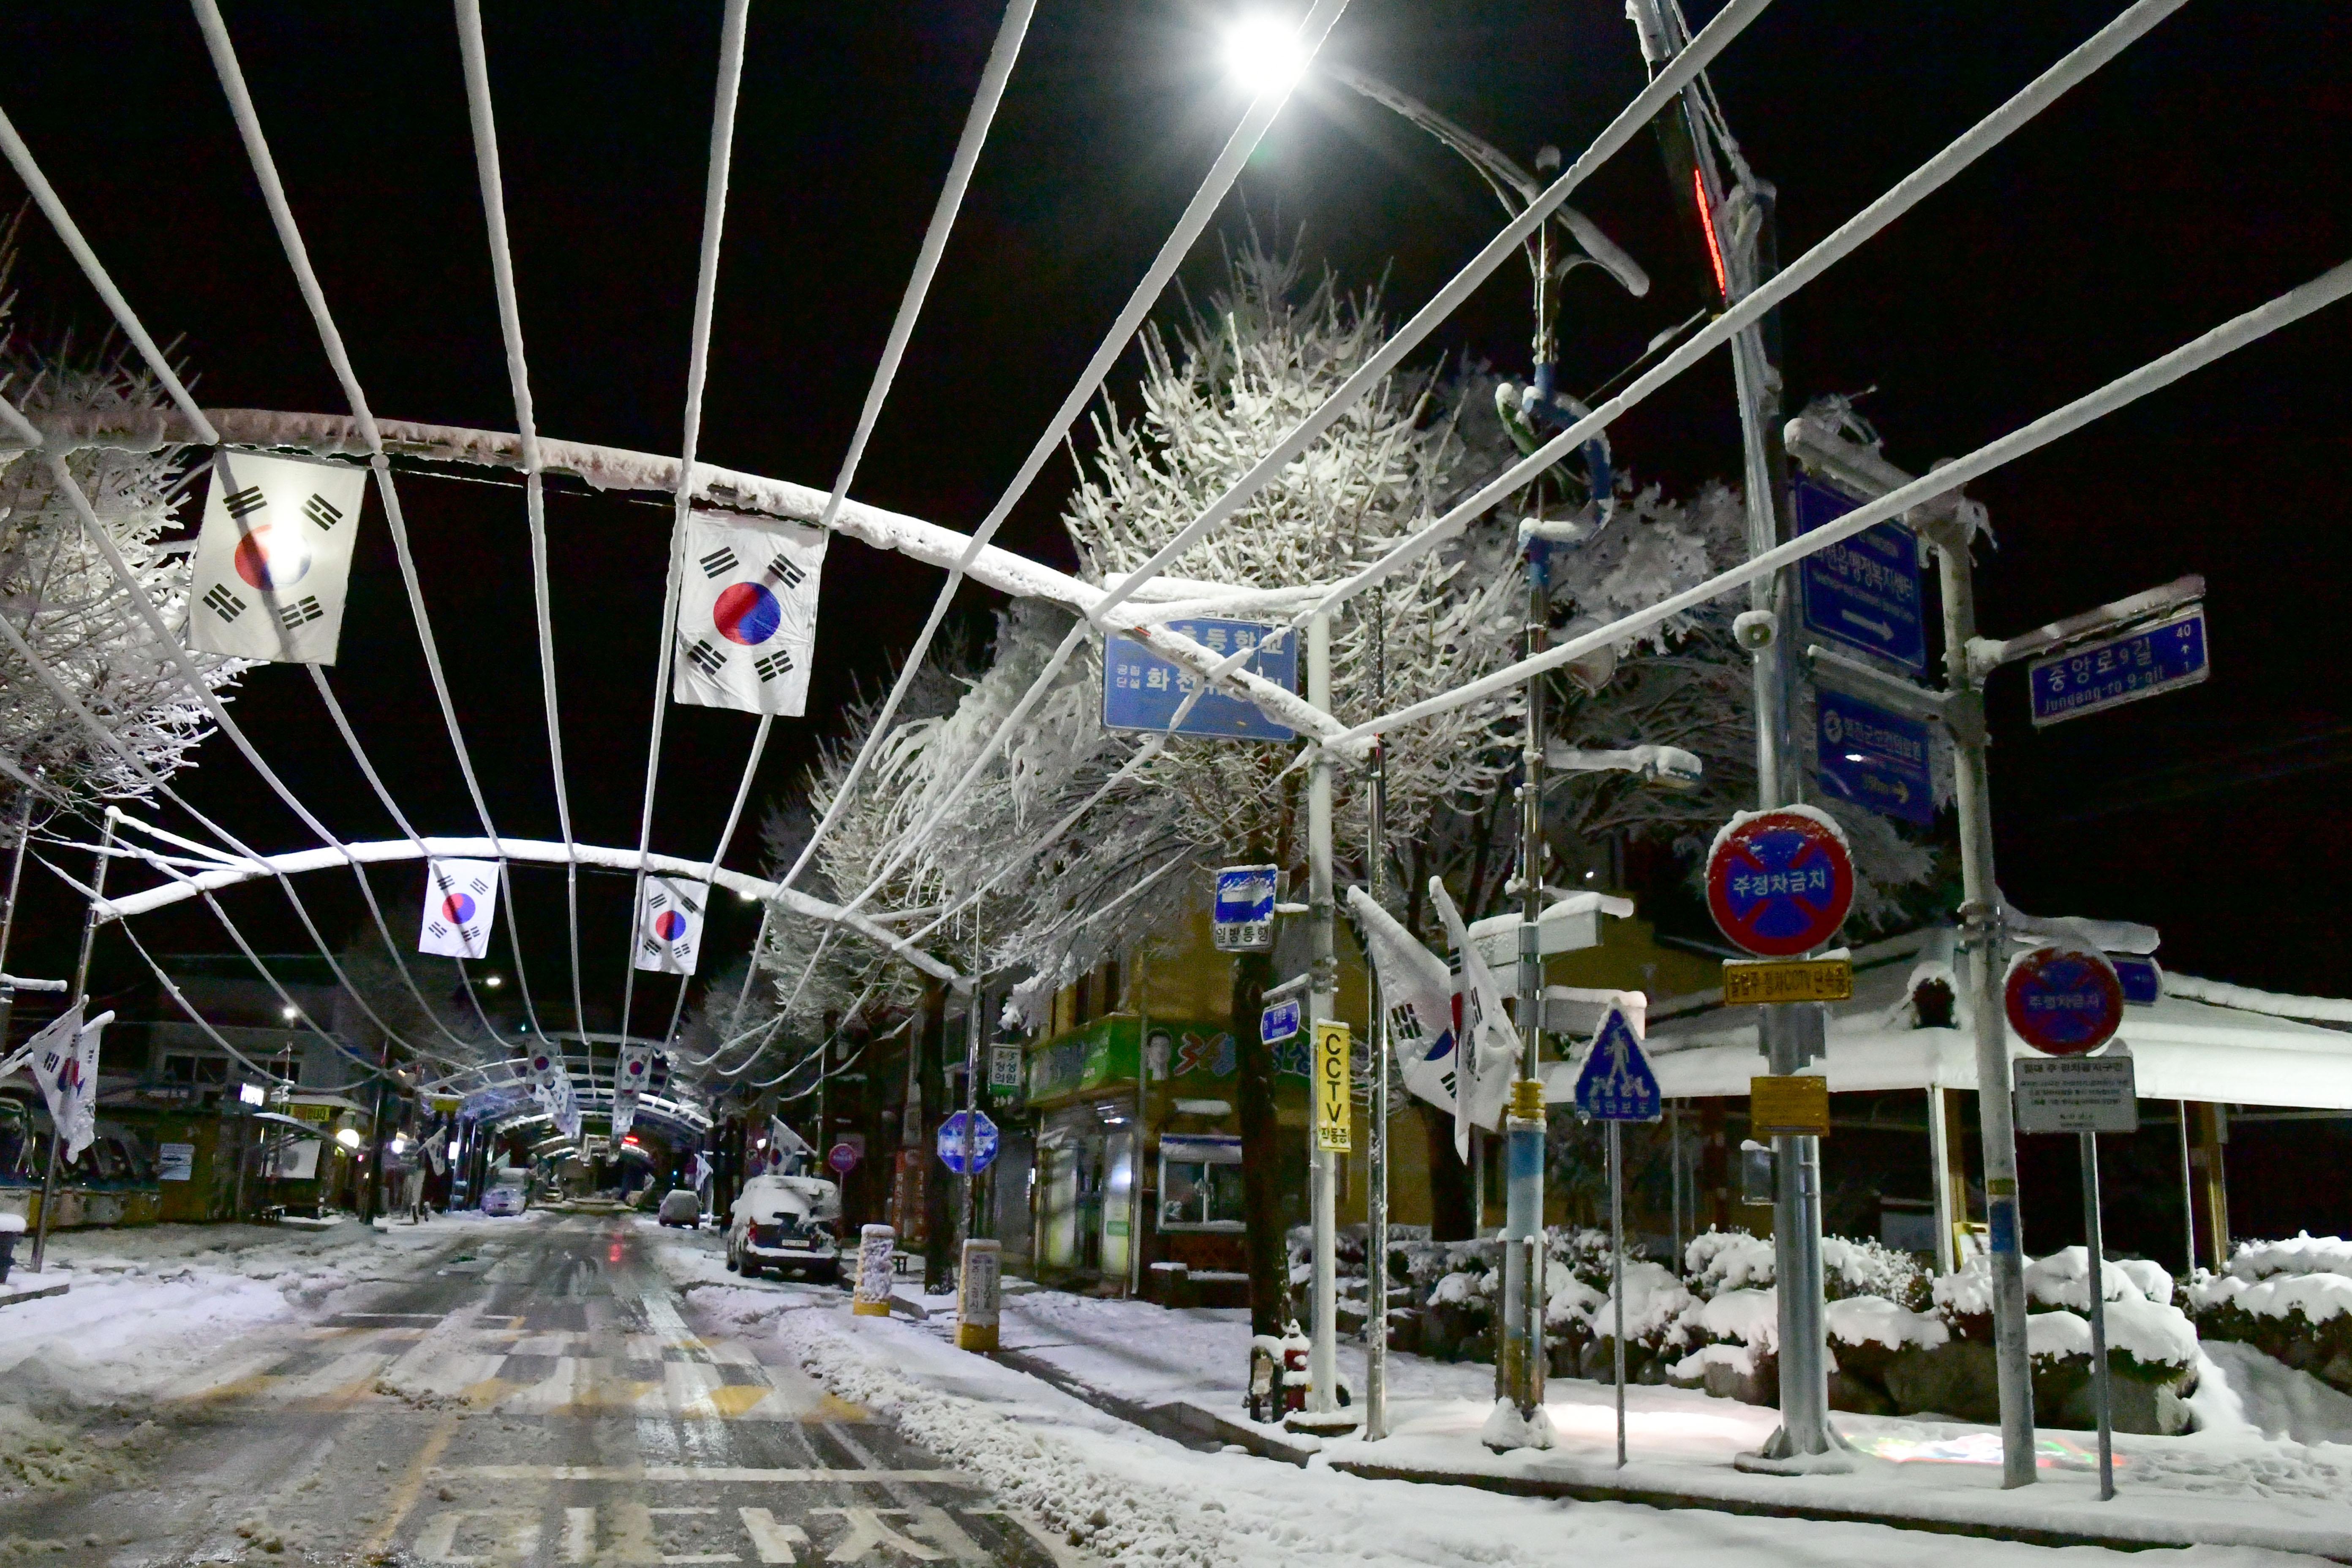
[1822,1236,1932,1310]
[1684,1229,1775,1297]
[2185,1235,2352,1394]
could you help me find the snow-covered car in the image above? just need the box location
[726,1174,841,1282]
[482,1170,529,1217]
[657,1188,702,1228]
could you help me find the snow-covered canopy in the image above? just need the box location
[1625,929,2352,1110]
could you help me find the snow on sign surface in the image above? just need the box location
[1102,617,1297,740]
[2005,944,2124,1055]
[1705,804,1855,956]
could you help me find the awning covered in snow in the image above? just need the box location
[1610,930,2352,1110]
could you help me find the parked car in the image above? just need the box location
[482,1169,529,1217]
[725,1174,841,1282]
[657,1188,703,1228]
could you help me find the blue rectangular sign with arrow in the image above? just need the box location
[1816,688,1935,827]
[2028,606,2208,727]
[1795,479,1927,675]
[1574,1007,1662,1123]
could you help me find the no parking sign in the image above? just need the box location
[1706,806,1855,958]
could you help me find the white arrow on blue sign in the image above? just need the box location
[2028,605,2208,727]
[1213,865,1277,953]
[1574,1007,1662,1123]
[1794,479,1927,674]
[1816,688,1935,828]
[936,1109,1000,1176]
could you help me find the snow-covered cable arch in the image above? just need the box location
[1082,0,1772,629]
[86,832,956,980]
[1339,255,2352,751]
[1294,0,2195,636]
[192,0,562,1055]
[0,108,482,1064]
[455,0,588,1042]
[708,0,1034,1047]
[617,0,751,1058]
[770,0,1356,906]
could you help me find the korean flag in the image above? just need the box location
[633,875,708,975]
[419,858,501,960]
[188,451,369,665]
[670,512,825,716]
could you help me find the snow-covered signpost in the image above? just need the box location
[1574,1006,1661,1467]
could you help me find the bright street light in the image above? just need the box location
[481,974,502,988]
[280,1005,298,1021]
[1222,14,1307,97]
[335,1128,362,1150]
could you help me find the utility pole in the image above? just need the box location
[1364,607,1391,1440]
[1499,536,1549,1426]
[1627,0,1835,1466]
[0,785,36,1054]
[1302,610,1342,1423]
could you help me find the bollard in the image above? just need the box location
[956,1239,1001,1351]
[852,1225,896,1318]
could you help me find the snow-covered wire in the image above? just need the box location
[1083,0,1770,628]
[775,0,1353,900]
[1298,0,2194,640]
[454,0,588,1041]
[114,917,304,1086]
[617,0,751,1056]
[190,0,561,1054]
[1344,253,2352,749]
[657,712,774,1050]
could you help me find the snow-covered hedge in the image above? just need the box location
[2185,1234,2352,1394]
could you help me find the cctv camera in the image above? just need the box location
[1732,610,1777,651]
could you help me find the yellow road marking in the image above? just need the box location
[363,1410,459,1557]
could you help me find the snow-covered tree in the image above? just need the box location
[0,272,243,822]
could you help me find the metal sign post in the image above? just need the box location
[2081,1130,2116,1503]
[1575,1007,1661,1468]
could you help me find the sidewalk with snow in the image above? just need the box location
[648,1225,2352,1565]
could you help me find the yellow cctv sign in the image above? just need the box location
[1313,1021,1352,1153]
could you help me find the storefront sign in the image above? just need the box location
[1312,1021,1352,1153]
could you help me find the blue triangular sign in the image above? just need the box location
[1573,1006,1662,1122]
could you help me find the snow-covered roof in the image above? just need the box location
[1618,934,2352,1110]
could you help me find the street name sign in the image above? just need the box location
[2028,605,2208,727]
[1102,617,1298,740]
[1723,955,1854,1006]
[1261,996,1302,1043]
[2110,954,2162,1006]
[1816,688,1935,827]
[936,1109,1000,1176]
[1312,1021,1353,1153]
[2014,1051,2138,1135]
[1707,807,1856,958]
[1574,1007,1661,1122]
[1794,478,1927,674]
[1211,864,1278,952]
[2006,945,2124,1056]
[1750,1074,1832,1138]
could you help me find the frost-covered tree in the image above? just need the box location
[0,279,243,822]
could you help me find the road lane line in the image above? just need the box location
[362,1410,460,1557]
[429,1465,984,1486]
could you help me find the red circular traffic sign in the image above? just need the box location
[2004,945,2123,1056]
[827,1141,859,1174]
[1707,808,1856,958]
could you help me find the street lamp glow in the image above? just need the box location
[482,974,502,988]
[1222,14,1307,97]
[280,1005,299,1021]
[335,1128,362,1149]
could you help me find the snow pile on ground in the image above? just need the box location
[2225,1233,2352,1282]
[1824,1293,1947,1353]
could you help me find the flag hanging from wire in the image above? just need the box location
[528,1045,580,1140]
[1345,887,1465,1123]
[188,451,369,664]
[633,875,707,975]
[670,512,825,716]
[27,1004,104,1162]
[419,858,500,959]
[1429,879,1521,1161]
[611,1041,653,1138]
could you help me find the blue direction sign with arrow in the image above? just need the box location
[1816,688,1935,827]
[2028,605,2208,727]
[1794,479,1927,674]
[1103,617,1298,740]
[936,1109,1000,1176]
[1574,1007,1662,1122]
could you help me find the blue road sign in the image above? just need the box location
[1816,689,1935,827]
[1261,997,1302,1043]
[2110,954,2162,1006]
[1213,865,1278,952]
[937,1109,1000,1176]
[1102,618,1298,740]
[2028,605,2208,727]
[1794,479,1927,674]
[1574,1007,1662,1122]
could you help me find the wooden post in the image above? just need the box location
[1699,1096,1731,1233]
[1930,1087,1972,1274]
[2188,1101,2230,1272]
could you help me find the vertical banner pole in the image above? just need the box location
[1366,726,1390,1440]
[1610,1117,1626,1468]
[1129,947,1149,1298]
[34,808,114,1274]
[2082,1130,2115,1500]
[1304,611,1339,1416]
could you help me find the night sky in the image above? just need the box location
[2,1,2347,1036]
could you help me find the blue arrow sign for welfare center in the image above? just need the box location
[2028,605,2208,727]
[1816,688,1935,827]
[1102,618,1298,740]
[1795,479,1927,674]
[937,1109,1000,1176]
[1574,1007,1662,1122]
